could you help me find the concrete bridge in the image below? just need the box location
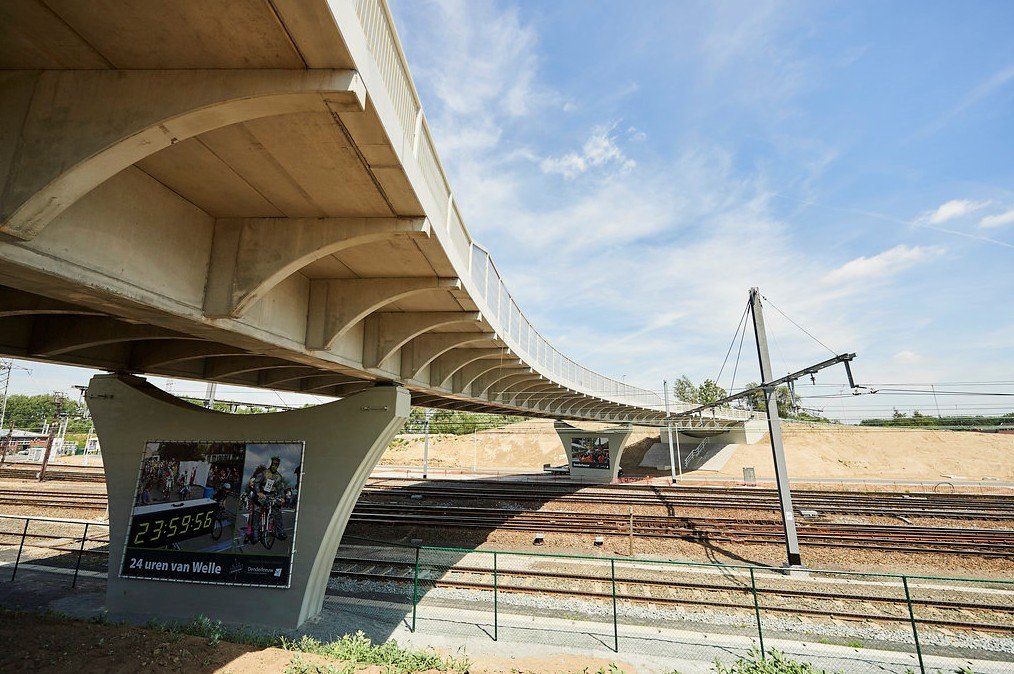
[0,0,691,424]
[0,1,754,628]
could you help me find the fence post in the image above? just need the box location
[610,558,618,652]
[11,518,29,581]
[493,551,499,641]
[72,523,89,587]
[902,576,926,674]
[749,567,765,659]
[411,546,420,632]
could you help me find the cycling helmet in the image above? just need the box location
[222,483,231,490]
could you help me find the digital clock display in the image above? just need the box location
[127,499,218,548]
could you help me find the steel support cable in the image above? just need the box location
[729,310,749,400]
[715,300,751,389]
[760,294,838,357]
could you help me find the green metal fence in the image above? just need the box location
[339,535,1014,674]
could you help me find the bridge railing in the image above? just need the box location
[350,0,663,413]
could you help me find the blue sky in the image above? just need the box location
[382,0,1014,419]
[6,1,1013,422]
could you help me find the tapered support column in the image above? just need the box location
[88,373,409,629]
[554,422,633,484]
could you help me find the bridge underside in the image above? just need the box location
[0,1,672,424]
[0,283,613,421]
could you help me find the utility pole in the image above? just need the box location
[663,380,676,483]
[749,287,802,568]
[0,359,31,432]
[38,393,66,482]
[422,408,434,479]
[662,380,682,483]
[204,382,218,409]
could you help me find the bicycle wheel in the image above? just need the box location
[260,507,275,549]
[211,515,223,541]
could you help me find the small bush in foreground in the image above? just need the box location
[709,648,838,674]
[285,653,356,674]
[281,631,470,674]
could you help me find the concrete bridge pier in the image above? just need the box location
[87,373,409,629]
[555,422,633,484]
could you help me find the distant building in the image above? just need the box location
[0,429,49,456]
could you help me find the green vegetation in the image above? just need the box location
[281,632,470,674]
[673,375,835,423]
[179,397,278,414]
[149,619,469,674]
[709,648,838,674]
[0,393,92,433]
[146,614,276,649]
[286,654,355,674]
[860,409,1014,429]
[403,407,524,435]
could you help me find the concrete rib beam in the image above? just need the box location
[306,277,459,350]
[429,347,507,389]
[129,342,247,371]
[203,217,430,318]
[400,333,495,381]
[362,311,481,369]
[27,316,198,357]
[0,287,103,318]
[1,69,365,240]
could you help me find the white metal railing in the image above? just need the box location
[349,1,672,412]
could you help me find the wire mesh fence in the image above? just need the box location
[3,518,1013,673]
[339,535,1014,674]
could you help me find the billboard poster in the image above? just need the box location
[120,440,304,587]
[570,437,610,469]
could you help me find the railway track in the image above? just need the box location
[330,554,1014,635]
[0,488,108,510]
[2,483,1013,556]
[364,477,1014,520]
[4,520,1010,637]
[348,502,1014,557]
[0,465,105,483]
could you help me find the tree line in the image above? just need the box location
[859,410,1014,429]
[671,375,833,423]
[0,394,92,433]
[402,408,524,435]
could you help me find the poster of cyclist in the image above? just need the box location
[120,440,304,588]
[570,436,610,469]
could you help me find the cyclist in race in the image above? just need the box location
[255,456,288,541]
[243,465,266,544]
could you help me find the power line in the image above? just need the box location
[760,294,839,357]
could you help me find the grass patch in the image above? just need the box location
[286,653,357,674]
[694,648,841,674]
[146,614,277,648]
[281,631,470,674]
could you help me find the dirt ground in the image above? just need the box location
[0,610,633,674]
[380,419,1014,483]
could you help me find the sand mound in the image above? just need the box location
[380,419,1014,482]
[717,424,1014,481]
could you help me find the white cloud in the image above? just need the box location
[925,199,989,224]
[539,126,636,179]
[822,245,944,285]
[980,208,1014,229]
[892,350,922,364]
